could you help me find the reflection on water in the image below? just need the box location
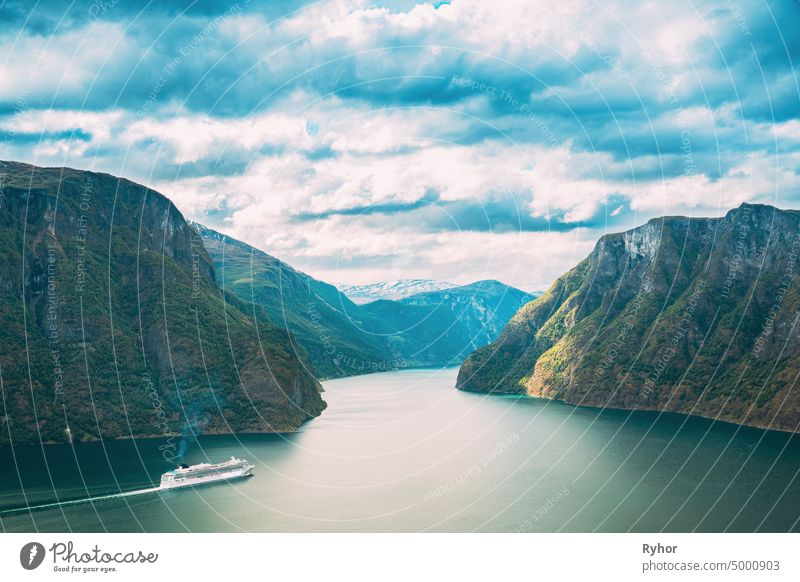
[1,368,798,532]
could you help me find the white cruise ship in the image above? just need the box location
[159,457,254,490]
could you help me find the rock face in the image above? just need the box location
[195,225,535,378]
[458,204,800,433]
[0,161,325,447]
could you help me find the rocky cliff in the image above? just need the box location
[0,161,325,447]
[458,204,800,432]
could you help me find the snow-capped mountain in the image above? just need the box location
[194,226,541,378]
[337,279,457,304]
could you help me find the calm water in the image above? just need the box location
[1,368,798,532]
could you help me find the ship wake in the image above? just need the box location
[0,485,162,516]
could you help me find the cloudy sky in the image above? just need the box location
[1,0,798,291]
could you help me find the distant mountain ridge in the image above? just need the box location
[400,280,537,351]
[337,279,457,304]
[458,203,800,433]
[194,225,535,378]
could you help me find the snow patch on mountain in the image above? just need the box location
[337,279,457,304]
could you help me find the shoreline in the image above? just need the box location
[459,386,800,435]
[3,365,797,450]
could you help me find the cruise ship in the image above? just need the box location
[159,457,255,490]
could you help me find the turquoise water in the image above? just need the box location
[1,368,798,532]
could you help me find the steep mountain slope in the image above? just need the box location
[401,280,538,350]
[195,226,535,377]
[193,223,394,378]
[458,204,800,432]
[352,281,536,368]
[0,161,325,448]
[338,279,456,304]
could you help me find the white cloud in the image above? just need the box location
[125,113,312,164]
[2,109,124,142]
[0,22,130,102]
[1,0,798,290]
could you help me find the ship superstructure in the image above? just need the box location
[160,457,254,489]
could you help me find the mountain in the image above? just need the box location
[458,203,800,433]
[355,280,534,368]
[194,225,535,378]
[337,279,456,304]
[192,222,392,379]
[400,280,537,350]
[0,161,325,448]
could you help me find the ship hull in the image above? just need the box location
[159,465,254,490]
